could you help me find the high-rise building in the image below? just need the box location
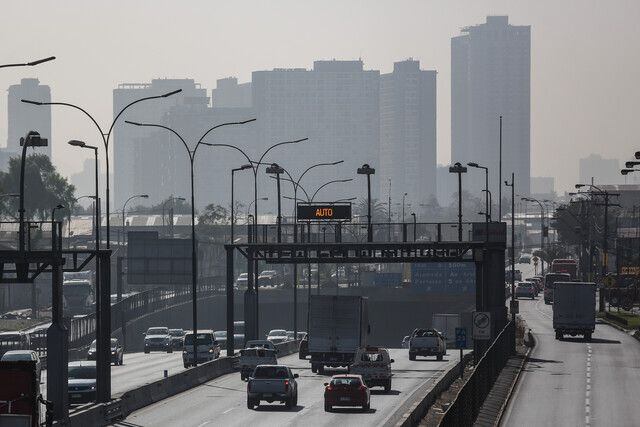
[112,79,207,206]
[379,59,436,208]
[451,16,531,199]
[7,78,52,158]
[530,176,556,200]
[251,60,380,204]
[578,154,621,186]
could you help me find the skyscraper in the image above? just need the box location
[7,78,52,158]
[251,60,380,204]
[379,59,437,208]
[451,16,531,199]
[578,154,621,186]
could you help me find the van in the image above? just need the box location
[182,330,220,368]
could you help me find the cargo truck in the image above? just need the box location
[553,282,596,340]
[0,360,42,426]
[308,295,370,374]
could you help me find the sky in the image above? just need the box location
[1,0,639,193]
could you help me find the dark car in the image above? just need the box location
[324,374,370,412]
[515,282,536,299]
[68,361,96,404]
[86,338,124,365]
[298,333,308,359]
[168,329,186,350]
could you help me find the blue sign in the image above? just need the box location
[410,262,476,293]
[455,327,467,348]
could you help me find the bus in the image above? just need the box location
[551,259,578,280]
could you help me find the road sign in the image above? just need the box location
[455,327,467,348]
[296,203,351,221]
[472,311,491,340]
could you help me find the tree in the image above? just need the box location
[198,204,229,225]
[0,154,75,220]
[354,198,388,223]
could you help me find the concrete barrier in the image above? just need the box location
[274,339,300,357]
[393,352,474,427]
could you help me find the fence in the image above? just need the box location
[439,321,515,426]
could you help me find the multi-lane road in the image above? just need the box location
[114,348,467,427]
[502,272,640,426]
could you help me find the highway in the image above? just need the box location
[501,286,640,426]
[115,348,466,427]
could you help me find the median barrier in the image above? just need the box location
[393,352,474,427]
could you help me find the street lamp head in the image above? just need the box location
[467,162,479,168]
[260,197,269,201]
[20,99,43,106]
[575,184,585,189]
[124,120,144,126]
[621,169,630,175]
[140,194,149,199]
[161,89,183,98]
[27,56,56,66]
[67,140,86,148]
[636,151,640,160]
[240,164,252,170]
[448,162,467,173]
[357,164,375,175]
[239,118,257,125]
[55,204,65,209]
[625,161,640,168]
[20,131,48,147]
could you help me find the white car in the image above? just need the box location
[266,329,289,344]
[1,350,42,381]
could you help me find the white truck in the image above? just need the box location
[432,314,460,347]
[349,346,394,392]
[553,282,596,341]
[308,295,370,374]
[239,347,278,380]
[408,328,446,361]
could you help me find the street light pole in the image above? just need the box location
[402,192,407,225]
[523,196,545,275]
[449,163,467,242]
[161,196,186,235]
[411,212,417,241]
[505,173,515,324]
[0,56,55,69]
[357,164,375,242]
[121,194,149,246]
[23,88,182,249]
[126,118,255,362]
[231,165,252,244]
[68,140,100,251]
[266,164,286,243]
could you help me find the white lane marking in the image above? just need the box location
[585,398,590,407]
[197,422,210,427]
[585,344,592,425]
[222,408,235,414]
[586,415,590,425]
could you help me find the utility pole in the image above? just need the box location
[449,163,467,242]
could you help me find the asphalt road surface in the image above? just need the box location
[501,295,640,426]
[114,348,466,427]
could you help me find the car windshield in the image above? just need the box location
[1,352,32,361]
[169,330,184,336]
[518,283,532,288]
[238,273,248,279]
[147,328,168,335]
[331,377,361,387]
[268,330,287,336]
[184,334,213,346]
[214,331,226,338]
[253,366,289,378]
[68,365,96,379]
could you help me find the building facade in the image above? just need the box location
[6,78,52,162]
[578,154,622,186]
[379,59,437,208]
[451,16,531,199]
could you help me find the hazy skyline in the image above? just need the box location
[2,0,639,194]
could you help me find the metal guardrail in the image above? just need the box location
[439,321,515,426]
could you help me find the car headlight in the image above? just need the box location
[90,385,96,390]
[209,349,214,353]
[111,351,116,355]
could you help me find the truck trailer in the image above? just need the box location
[553,282,596,340]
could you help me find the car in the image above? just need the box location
[168,329,186,350]
[182,330,221,368]
[266,329,289,344]
[67,361,96,404]
[515,282,536,299]
[525,277,542,295]
[324,374,370,412]
[246,365,299,409]
[401,335,410,349]
[213,330,227,348]
[144,327,172,353]
[246,340,277,351]
[298,334,309,359]
[349,347,394,392]
[236,273,248,289]
[87,338,124,365]
[1,350,42,381]
[258,270,281,287]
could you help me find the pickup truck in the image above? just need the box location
[408,328,446,361]
[239,347,278,380]
[349,347,394,392]
[246,365,299,409]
